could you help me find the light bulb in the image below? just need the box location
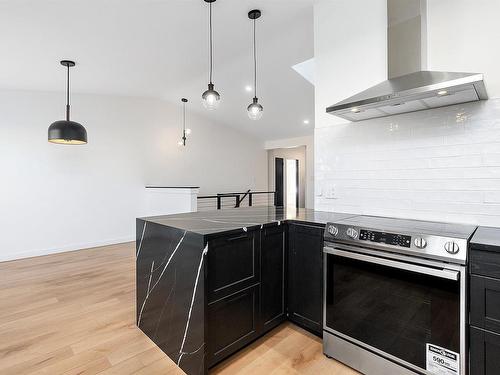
[247,98,263,121]
[202,83,220,110]
[185,128,192,135]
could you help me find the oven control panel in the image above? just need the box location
[359,229,411,248]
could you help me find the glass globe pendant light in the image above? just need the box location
[247,10,263,121]
[48,60,87,144]
[202,0,220,110]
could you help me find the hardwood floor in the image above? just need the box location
[0,243,358,375]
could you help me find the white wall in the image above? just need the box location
[265,135,314,208]
[0,90,267,261]
[427,0,500,98]
[314,0,387,130]
[314,0,500,227]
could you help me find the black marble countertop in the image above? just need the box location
[471,227,500,252]
[140,206,357,236]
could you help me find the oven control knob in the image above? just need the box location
[444,241,460,254]
[346,228,358,239]
[328,225,339,236]
[414,237,427,249]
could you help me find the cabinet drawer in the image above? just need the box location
[207,230,260,302]
[470,327,500,375]
[207,285,260,367]
[471,250,500,278]
[471,275,500,334]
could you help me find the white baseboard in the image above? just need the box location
[0,236,136,263]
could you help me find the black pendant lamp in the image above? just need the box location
[247,9,263,121]
[48,60,87,144]
[178,98,191,146]
[202,0,220,110]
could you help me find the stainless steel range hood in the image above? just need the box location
[326,1,488,122]
[326,71,488,121]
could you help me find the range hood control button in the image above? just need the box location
[346,228,358,239]
[444,241,460,254]
[414,238,427,249]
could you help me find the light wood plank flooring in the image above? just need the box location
[0,242,358,375]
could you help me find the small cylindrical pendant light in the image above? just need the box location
[48,60,87,144]
[247,9,263,121]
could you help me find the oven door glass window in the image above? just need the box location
[325,253,460,371]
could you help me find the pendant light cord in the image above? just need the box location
[253,17,257,99]
[183,101,186,133]
[66,64,70,121]
[209,2,213,84]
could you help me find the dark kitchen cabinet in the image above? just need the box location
[206,230,261,366]
[260,225,286,334]
[470,327,500,375]
[471,275,500,334]
[207,285,260,367]
[206,222,326,368]
[470,233,500,375]
[207,230,260,303]
[287,222,324,336]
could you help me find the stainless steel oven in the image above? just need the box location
[323,216,476,375]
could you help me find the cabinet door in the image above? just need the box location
[470,327,500,375]
[471,275,500,334]
[207,285,260,367]
[471,250,500,279]
[207,230,260,302]
[288,223,324,336]
[260,225,286,333]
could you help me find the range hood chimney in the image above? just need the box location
[326,0,487,122]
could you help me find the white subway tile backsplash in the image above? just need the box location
[315,99,500,226]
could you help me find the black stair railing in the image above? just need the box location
[197,190,276,211]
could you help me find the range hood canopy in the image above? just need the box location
[326,70,487,121]
[326,0,488,122]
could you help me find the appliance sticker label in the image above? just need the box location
[426,343,459,375]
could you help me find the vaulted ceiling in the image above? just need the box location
[0,0,314,140]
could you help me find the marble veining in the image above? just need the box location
[178,244,208,367]
[136,220,205,375]
[136,221,147,258]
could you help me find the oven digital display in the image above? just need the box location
[359,229,411,248]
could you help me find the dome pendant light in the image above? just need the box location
[247,9,263,121]
[48,60,87,145]
[178,98,191,146]
[202,0,220,110]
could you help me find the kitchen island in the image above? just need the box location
[135,206,357,375]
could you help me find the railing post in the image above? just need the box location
[235,195,240,208]
[249,193,253,207]
[217,195,221,210]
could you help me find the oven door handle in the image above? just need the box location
[325,247,459,281]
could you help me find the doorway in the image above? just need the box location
[286,159,299,208]
[268,146,306,208]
